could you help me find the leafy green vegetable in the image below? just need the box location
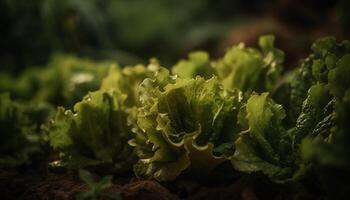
[231,93,296,182]
[100,60,160,107]
[46,90,134,172]
[231,38,350,183]
[214,35,284,94]
[290,39,350,166]
[3,34,350,200]
[288,37,350,124]
[0,93,53,167]
[172,51,215,79]
[129,69,242,181]
[295,42,350,198]
[293,84,334,146]
[0,54,111,106]
[301,54,350,169]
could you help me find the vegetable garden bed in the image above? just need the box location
[1,35,350,199]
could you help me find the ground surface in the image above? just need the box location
[0,169,320,200]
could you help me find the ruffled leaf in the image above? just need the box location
[172,51,215,79]
[231,93,296,182]
[130,73,242,181]
[46,90,134,172]
[214,35,283,94]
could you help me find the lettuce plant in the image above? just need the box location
[230,37,350,183]
[231,93,297,182]
[46,90,134,172]
[172,51,215,79]
[36,35,350,194]
[0,93,53,167]
[100,60,160,107]
[0,55,111,106]
[129,68,243,181]
[214,35,284,94]
[301,47,350,170]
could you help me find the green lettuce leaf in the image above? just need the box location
[302,53,350,169]
[233,82,335,183]
[46,90,134,172]
[290,39,350,166]
[0,93,53,167]
[299,53,350,198]
[214,35,283,94]
[288,37,350,124]
[293,84,334,146]
[231,93,297,182]
[129,71,242,181]
[100,60,161,107]
[0,54,112,106]
[172,51,215,79]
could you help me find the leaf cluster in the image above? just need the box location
[2,35,350,199]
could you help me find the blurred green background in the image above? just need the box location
[1,0,349,73]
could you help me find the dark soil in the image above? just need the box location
[0,169,319,200]
[0,170,179,200]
